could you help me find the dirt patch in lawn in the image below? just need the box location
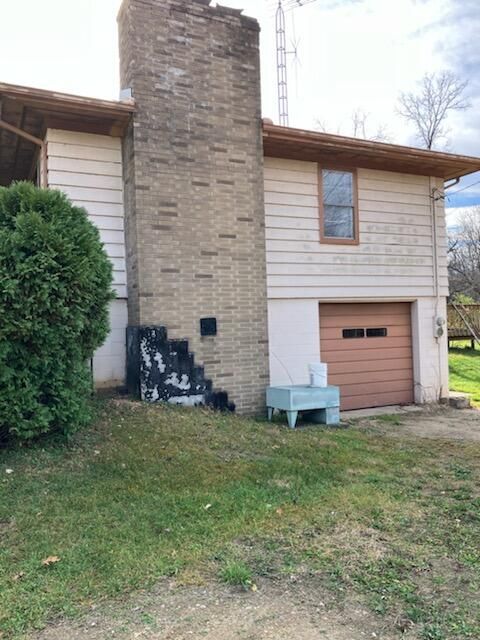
[31,576,398,640]
[355,405,480,441]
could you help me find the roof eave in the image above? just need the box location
[0,82,135,136]
[262,123,480,181]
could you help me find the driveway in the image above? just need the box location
[354,405,480,441]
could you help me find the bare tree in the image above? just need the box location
[398,71,469,149]
[448,208,480,301]
[316,109,391,142]
[351,109,391,142]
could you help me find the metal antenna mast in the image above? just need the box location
[275,0,319,127]
[276,1,289,126]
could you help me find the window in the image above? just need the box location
[319,168,358,244]
[342,327,388,339]
[343,328,365,339]
[366,328,388,338]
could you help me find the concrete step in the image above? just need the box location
[448,393,471,410]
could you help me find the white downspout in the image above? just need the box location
[430,177,445,400]
[430,178,440,309]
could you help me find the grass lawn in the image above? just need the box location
[449,343,480,407]
[1,401,480,639]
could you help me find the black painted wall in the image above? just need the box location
[127,326,234,411]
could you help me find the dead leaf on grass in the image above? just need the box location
[41,556,61,567]
[12,572,25,581]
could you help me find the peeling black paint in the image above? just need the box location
[127,326,235,412]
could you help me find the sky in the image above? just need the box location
[0,0,479,209]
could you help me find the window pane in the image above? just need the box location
[324,205,354,239]
[366,328,388,337]
[343,328,365,339]
[323,170,353,206]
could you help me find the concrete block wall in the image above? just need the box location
[117,0,269,413]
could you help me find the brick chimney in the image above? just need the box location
[118,0,269,413]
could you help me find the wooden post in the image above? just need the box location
[40,143,48,188]
[0,119,46,187]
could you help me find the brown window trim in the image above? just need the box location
[318,165,359,246]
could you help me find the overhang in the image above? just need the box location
[262,122,480,181]
[0,82,134,186]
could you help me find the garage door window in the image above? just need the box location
[342,328,365,338]
[366,327,388,338]
[343,327,388,339]
[319,168,359,246]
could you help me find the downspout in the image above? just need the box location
[430,177,440,312]
[432,175,462,399]
[444,177,460,191]
[430,177,449,400]
[434,176,461,313]
[0,119,47,187]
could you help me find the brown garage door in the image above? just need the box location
[319,302,414,411]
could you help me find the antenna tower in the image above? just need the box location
[275,0,319,127]
[276,1,289,126]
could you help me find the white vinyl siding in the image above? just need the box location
[46,129,127,385]
[264,158,448,300]
[46,129,126,299]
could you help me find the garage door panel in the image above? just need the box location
[338,379,413,398]
[328,368,412,386]
[320,302,412,317]
[341,389,414,411]
[320,314,411,328]
[322,347,411,364]
[321,336,412,352]
[321,325,411,340]
[328,357,412,375]
[319,302,414,410]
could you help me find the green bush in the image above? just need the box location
[0,182,114,441]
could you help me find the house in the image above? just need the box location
[1,0,480,413]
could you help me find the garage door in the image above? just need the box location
[319,302,414,411]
